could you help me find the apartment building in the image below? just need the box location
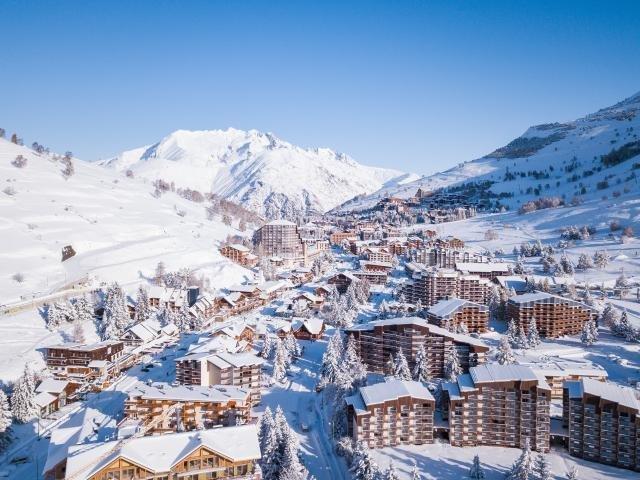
[353,270,388,286]
[329,231,357,245]
[425,298,489,333]
[253,219,306,266]
[455,262,511,280]
[345,380,435,448]
[563,378,640,471]
[506,292,597,338]
[45,340,125,381]
[413,247,486,269]
[346,317,489,378]
[443,364,551,452]
[220,243,259,267]
[175,352,263,404]
[402,265,490,306]
[362,247,393,263]
[523,359,608,399]
[123,382,251,433]
[62,425,261,480]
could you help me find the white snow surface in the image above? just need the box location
[339,90,640,211]
[99,128,417,218]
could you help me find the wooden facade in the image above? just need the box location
[425,298,489,333]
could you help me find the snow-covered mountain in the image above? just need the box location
[339,91,640,212]
[0,139,251,305]
[100,129,417,219]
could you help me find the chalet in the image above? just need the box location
[147,286,197,312]
[314,285,334,298]
[360,260,393,273]
[34,379,79,416]
[45,340,125,382]
[210,322,255,346]
[291,291,324,309]
[277,317,325,341]
[353,270,388,286]
[120,318,178,347]
[219,243,258,267]
[327,271,360,294]
[62,425,261,480]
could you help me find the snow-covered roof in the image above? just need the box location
[361,260,393,269]
[266,219,297,227]
[147,286,188,305]
[64,425,261,480]
[88,360,109,368]
[36,378,69,395]
[357,379,434,407]
[128,382,249,403]
[34,391,57,408]
[494,275,528,292]
[523,359,608,379]
[47,340,122,351]
[227,284,258,294]
[292,317,324,335]
[470,364,550,390]
[426,298,487,319]
[455,262,510,273]
[566,378,640,411]
[208,352,263,369]
[508,291,596,312]
[228,243,250,252]
[347,317,488,349]
[126,319,162,343]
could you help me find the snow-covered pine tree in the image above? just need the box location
[342,334,367,388]
[277,409,308,480]
[534,453,551,480]
[134,286,151,322]
[456,322,469,335]
[444,347,462,382]
[507,319,519,345]
[284,331,302,359]
[261,334,275,359]
[526,317,540,347]
[468,454,485,479]
[581,320,598,346]
[386,353,395,376]
[320,330,344,387]
[272,339,289,383]
[487,285,502,321]
[592,250,609,269]
[100,282,129,340]
[74,296,94,324]
[515,324,530,350]
[496,336,515,365]
[46,303,64,330]
[351,441,379,480]
[505,437,534,480]
[412,344,431,382]
[258,406,274,452]
[558,254,575,276]
[565,466,578,480]
[379,299,390,319]
[382,460,400,480]
[11,365,37,423]
[175,302,192,333]
[260,409,282,480]
[615,273,631,298]
[576,253,593,271]
[0,389,12,450]
[393,349,412,381]
[410,461,421,480]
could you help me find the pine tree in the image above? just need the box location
[278,411,308,480]
[581,320,598,346]
[558,254,575,276]
[101,282,129,340]
[261,408,282,480]
[507,319,519,345]
[72,321,86,343]
[515,324,530,350]
[410,461,421,480]
[46,303,63,330]
[134,286,151,322]
[526,317,540,347]
[565,466,578,480]
[351,441,379,480]
[505,438,534,480]
[261,334,275,359]
[273,339,289,383]
[11,365,37,423]
[576,253,593,271]
[382,461,400,480]
[534,454,551,480]
[258,406,275,452]
[342,334,367,388]
[488,286,502,320]
[615,273,631,298]
[386,353,395,376]
[175,302,192,333]
[593,250,609,269]
[496,336,515,365]
[444,348,462,381]
[457,322,469,335]
[412,344,431,382]
[73,296,94,324]
[393,349,412,381]
[0,390,12,450]
[320,331,344,387]
[468,454,485,479]
[284,332,302,358]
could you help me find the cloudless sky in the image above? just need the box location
[1,0,639,174]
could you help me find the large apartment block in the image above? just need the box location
[563,378,640,471]
[345,380,435,448]
[413,247,486,269]
[253,219,306,266]
[443,365,551,453]
[506,292,597,338]
[45,340,125,381]
[62,425,261,480]
[175,351,263,404]
[346,317,489,379]
[402,264,490,307]
[123,382,251,433]
[425,298,489,333]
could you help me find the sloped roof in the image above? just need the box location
[357,379,434,406]
[567,378,640,411]
[128,382,248,403]
[427,297,486,319]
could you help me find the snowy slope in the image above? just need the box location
[340,91,640,212]
[0,139,252,305]
[100,129,416,219]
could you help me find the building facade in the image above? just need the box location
[443,365,551,453]
[425,298,489,333]
[346,317,489,379]
[345,380,435,448]
[253,220,306,266]
[506,292,597,338]
[402,265,490,307]
[563,378,640,471]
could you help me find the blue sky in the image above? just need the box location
[1,1,639,174]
